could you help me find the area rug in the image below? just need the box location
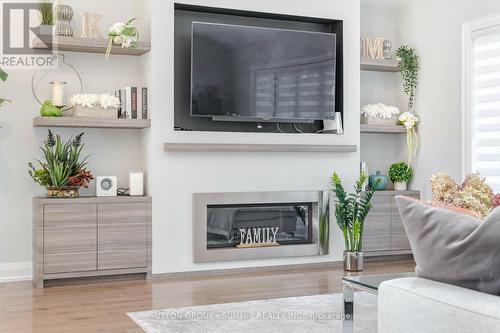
[128,292,377,333]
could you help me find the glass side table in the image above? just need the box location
[342,272,415,332]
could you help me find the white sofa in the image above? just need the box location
[378,277,500,333]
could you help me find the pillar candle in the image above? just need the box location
[51,81,66,107]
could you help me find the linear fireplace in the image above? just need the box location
[193,191,326,263]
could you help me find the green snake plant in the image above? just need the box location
[332,172,379,252]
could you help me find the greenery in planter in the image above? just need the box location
[332,172,379,252]
[28,130,94,189]
[319,192,330,254]
[396,45,419,112]
[0,68,10,107]
[38,0,54,26]
[389,162,413,183]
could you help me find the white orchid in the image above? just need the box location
[398,111,419,166]
[399,111,419,130]
[69,93,120,109]
[361,103,400,119]
[109,22,126,35]
[106,18,139,59]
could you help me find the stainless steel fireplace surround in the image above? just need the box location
[193,191,324,263]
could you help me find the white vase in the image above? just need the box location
[394,182,407,191]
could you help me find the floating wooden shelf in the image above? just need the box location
[361,124,407,134]
[33,117,151,129]
[361,58,400,72]
[372,190,420,196]
[33,36,151,56]
[164,142,357,153]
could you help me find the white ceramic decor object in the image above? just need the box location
[129,170,144,196]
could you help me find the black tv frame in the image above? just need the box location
[174,3,343,133]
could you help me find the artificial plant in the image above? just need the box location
[396,45,419,112]
[319,192,330,254]
[0,68,10,106]
[28,130,94,188]
[396,45,420,166]
[332,172,379,253]
[38,0,54,26]
[389,162,413,183]
[106,18,139,59]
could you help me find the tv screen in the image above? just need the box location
[191,22,336,122]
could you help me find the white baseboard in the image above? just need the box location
[0,262,32,282]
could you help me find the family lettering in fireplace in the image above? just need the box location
[237,227,280,248]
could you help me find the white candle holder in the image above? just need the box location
[50,81,67,107]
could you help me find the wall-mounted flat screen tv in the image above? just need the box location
[191,22,336,123]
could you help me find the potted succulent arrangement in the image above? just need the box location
[332,172,379,271]
[28,130,94,198]
[389,162,413,191]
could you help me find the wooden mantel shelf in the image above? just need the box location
[164,142,357,153]
[33,117,151,129]
[33,36,151,56]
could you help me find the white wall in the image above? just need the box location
[149,0,361,273]
[0,0,151,280]
[397,0,500,199]
[0,0,361,279]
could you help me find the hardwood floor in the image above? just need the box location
[0,259,414,333]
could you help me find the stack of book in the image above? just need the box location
[115,87,148,119]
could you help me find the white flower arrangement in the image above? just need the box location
[398,111,419,166]
[398,111,419,130]
[361,103,400,119]
[106,18,139,59]
[69,93,120,109]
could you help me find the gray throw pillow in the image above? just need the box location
[395,195,500,295]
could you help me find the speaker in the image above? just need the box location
[129,170,144,196]
[96,176,117,197]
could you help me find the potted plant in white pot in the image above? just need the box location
[332,172,379,271]
[389,162,413,191]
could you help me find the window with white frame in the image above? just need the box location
[464,19,500,192]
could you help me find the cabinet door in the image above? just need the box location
[391,214,411,250]
[43,204,97,274]
[97,202,148,270]
[362,196,392,252]
[362,213,392,252]
[391,195,418,251]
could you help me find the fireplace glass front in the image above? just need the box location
[207,203,313,249]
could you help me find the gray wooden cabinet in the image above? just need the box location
[363,191,420,256]
[33,196,151,287]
